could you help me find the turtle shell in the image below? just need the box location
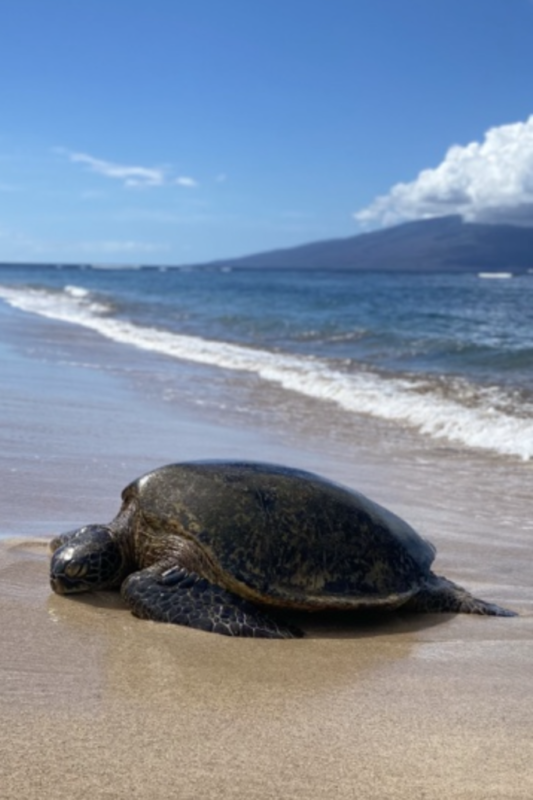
[121,461,436,610]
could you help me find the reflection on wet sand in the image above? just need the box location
[2,539,532,799]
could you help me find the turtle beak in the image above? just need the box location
[50,575,88,594]
[50,546,91,594]
[50,575,66,595]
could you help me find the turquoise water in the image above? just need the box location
[1,264,532,459]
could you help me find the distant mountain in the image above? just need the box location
[204,215,533,272]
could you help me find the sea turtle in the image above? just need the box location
[49,461,515,638]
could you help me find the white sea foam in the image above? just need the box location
[478,272,513,280]
[65,284,90,298]
[1,284,532,460]
[1,284,111,318]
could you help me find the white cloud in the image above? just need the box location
[0,224,168,258]
[61,149,198,190]
[355,116,533,227]
[175,176,198,187]
[78,239,168,254]
[68,151,165,187]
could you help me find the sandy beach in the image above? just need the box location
[1,301,532,800]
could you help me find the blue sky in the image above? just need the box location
[1,0,533,265]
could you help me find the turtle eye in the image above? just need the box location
[64,562,88,579]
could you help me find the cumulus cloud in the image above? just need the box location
[61,149,198,189]
[354,116,533,227]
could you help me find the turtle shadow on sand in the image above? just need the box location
[49,461,516,640]
[45,592,449,706]
[48,589,452,640]
[281,606,453,640]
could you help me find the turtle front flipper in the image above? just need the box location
[121,566,302,639]
[405,574,516,617]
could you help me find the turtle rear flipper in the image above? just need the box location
[121,566,301,638]
[405,574,516,616]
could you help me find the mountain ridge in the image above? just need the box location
[201,215,533,272]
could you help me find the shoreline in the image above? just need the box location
[1,269,532,463]
[1,302,533,799]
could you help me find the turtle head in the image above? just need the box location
[50,525,126,594]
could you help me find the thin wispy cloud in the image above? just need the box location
[68,151,165,187]
[1,232,169,258]
[355,116,533,228]
[78,239,169,254]
[61,149,198,189]
[175,176,198,188]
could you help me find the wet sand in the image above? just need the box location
[1,303,532,799]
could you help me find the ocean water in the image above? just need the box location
[0,263,532,460]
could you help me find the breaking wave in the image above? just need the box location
[1,283,532,460]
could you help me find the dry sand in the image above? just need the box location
[1,304,532,799]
